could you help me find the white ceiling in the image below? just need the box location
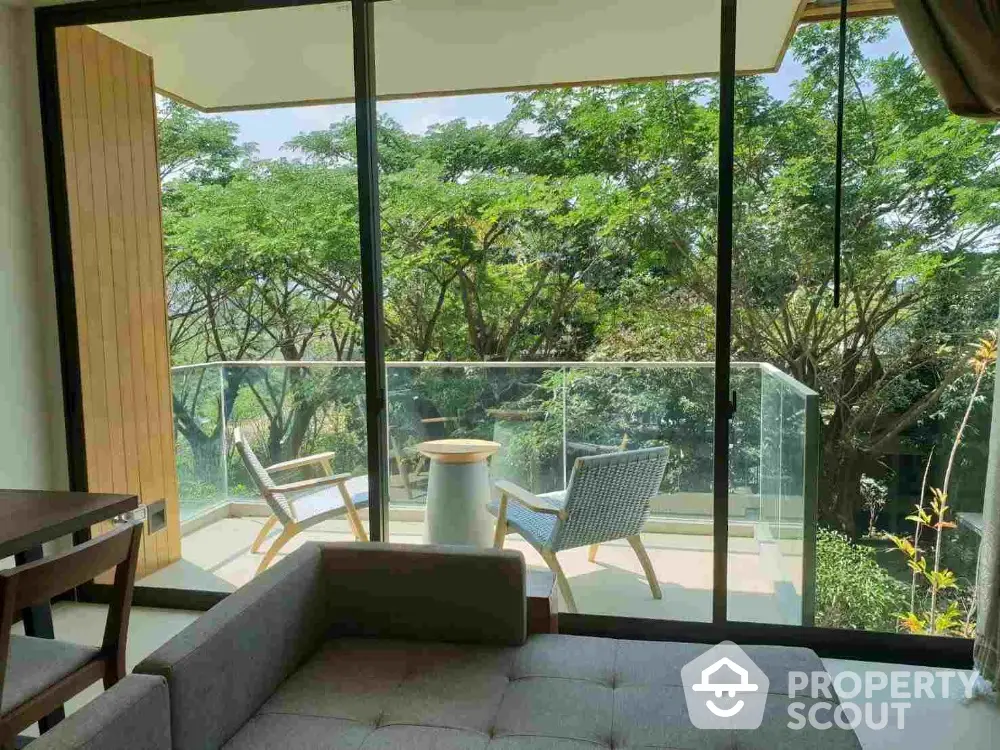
[93,0,805,112]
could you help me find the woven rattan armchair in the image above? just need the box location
[234,428,369,575]
[488,446,668,613]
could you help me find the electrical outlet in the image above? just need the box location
[147,499,167,534]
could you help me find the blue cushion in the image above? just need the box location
[488,491,565,550]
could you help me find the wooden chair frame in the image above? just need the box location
[251,453,370,573]
[492,479,662,614]
[235,428,369,575]
[0,521,143,749]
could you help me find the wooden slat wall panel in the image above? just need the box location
[137,52,181,568]
[55,26,181,578]
[106,35,156,572]
[122,45,166,572]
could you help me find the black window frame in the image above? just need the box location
[33,0,973,668]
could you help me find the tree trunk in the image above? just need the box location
[821,435,862,536]
[286,366,320,462]
[173,395,224,483]
[258,364,323,466]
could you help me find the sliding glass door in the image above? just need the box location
[36,1,993,664]
[730,8,999,643]
[368,0,724,622]
[46,1,374,596]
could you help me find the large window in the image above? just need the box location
[38,1,997,654]
[369,0,723,621]
[52,3,369,594]
[733,15,999,637]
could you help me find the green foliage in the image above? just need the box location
[157,98,247,184]
[161,18,1000,545]
[815,528,907,632]
[888,335,996,636]
[860,475,889,537]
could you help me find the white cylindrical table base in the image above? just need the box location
[417,439,500,547]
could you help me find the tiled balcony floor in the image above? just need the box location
[144,512,804,624]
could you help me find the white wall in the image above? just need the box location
[0,3,68,489]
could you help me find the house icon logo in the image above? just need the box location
[681,642,769,729]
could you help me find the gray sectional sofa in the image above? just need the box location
[26,674,170,750]
[30,543,862,749]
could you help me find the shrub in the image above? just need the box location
[815,528,907,632]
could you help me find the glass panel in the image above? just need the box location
[732,12,999,635]
[222,364,368,503]
[377,0,721,620]
[729,360,815,624]
[171,364,226,521]
[727,9,828,625]
[743,365,815,624]
[149,4,364,593]
[564,365,715,619]
[731,364,762,534]
[385,365,566,541]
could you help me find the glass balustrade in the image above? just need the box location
[169,359,819,622]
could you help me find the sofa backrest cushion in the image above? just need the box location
[27,674,170,750]
[321,543,527,646]
[135,544,329,750]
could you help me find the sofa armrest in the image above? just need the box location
[321,542,527,646]
[28,675,170,750]
[135,544,329,750]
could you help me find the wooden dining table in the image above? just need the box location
[0,489,139,730]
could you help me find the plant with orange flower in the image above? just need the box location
[889,333,996,636]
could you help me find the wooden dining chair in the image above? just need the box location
[0,520,143,749]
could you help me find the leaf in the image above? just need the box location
[928,569,957,591]
[888,534,916,557]
[905,511,931,526]
[933,602,965,635]
[897,612,928,635]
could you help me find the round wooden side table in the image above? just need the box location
[417,439,500,547]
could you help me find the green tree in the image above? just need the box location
[157,97,247,184]
[160,18,1000,534]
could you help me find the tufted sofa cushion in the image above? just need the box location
[135,543,861,750]
[222,634,861,750]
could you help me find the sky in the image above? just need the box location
[214,21,913,160]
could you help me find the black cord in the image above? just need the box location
[833,0,848,308]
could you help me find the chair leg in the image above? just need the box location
[493,493,508,549]
[104,658,125,690]
[338,484,369,542]
[541,550,577,614]
[256,525,298,575]
[393,436,415,501]
[251,514,279,553]
[347,509,368,542]
[323,461,369,542]
[627,535,662,600]
[493,519,508,549]
[587,544,599,563]
[400,463,415,500]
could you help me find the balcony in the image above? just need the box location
[158,361,819,625]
